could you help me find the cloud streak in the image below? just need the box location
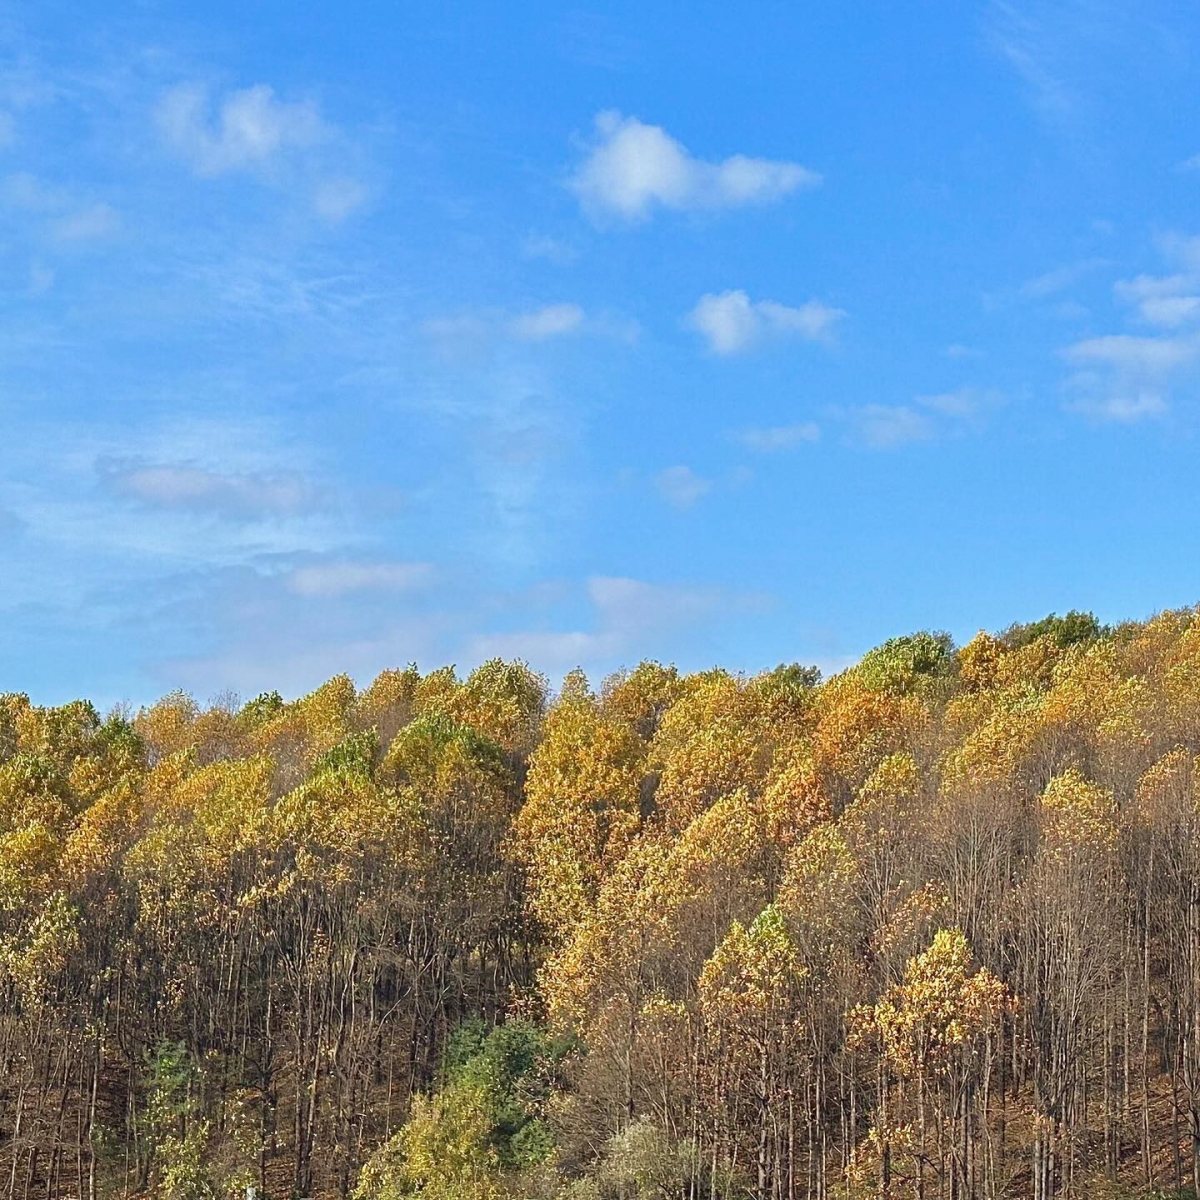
[843,387,1000,448]
[421,302,630,360]
[735,423,821,452]
[285,561,434,597]
[101,461,323,519]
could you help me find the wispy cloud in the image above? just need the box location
[2,172,119,244]
[1062,332,1198,420]
[2,170,60,211]
[850,404,935,449]
[843,387,1000,448]
[986,1,1079,122]
[655,465,711,510]
[521,234,578,265]
[985,0,1167,131]
[468,574,766,674]
[50,202,119,243]
[1114,275,1200,328]
[156,83,326,177]
[510,302,585,340]
[154,81,368,222]
[569,111,820,222]
[421,302,630,360]
[735,423,820,452]
[916,386,999,418]
[1056,235,1200,419]
[1112,237,1200,329]
[312,176,368,223]
[1066,333,1198,374]
[285,561,433,597]
[101,461,323,518]
[158,567,766,699]
[1021,257,1107,298]
[686,290,844,355]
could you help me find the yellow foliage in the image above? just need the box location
[698,903,804,1024]
[868,928,1008,1077]
[758,750,833,848]
[778,824,859,939]
[650,673,768,828]
[514,694,644,936]
[957,631,1008,693]
[810,678,924,799]
[1040,768,1118,860]
[600,660,684,739]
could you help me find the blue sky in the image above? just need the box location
[3,1,1199,706]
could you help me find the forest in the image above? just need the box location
[6,607,1200,1200]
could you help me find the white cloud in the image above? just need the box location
[467,629,613,667]
[0,173,119,244]
[587,575,723,631]
[686,290,844,354]
[735,423,820,452]
[1064,334,1198,374]
[467,575,764,673]
[853,405,934,448]
[3,173,118,244]
[1136,295,1200,328]
[987,3,1170,138]
[1114,274,1200,329]
[1021,258,1106,298]
[1062,334,1198,421]
[2,170,58,210]
[844,386,1000,447]
[156,83,326,177]
[654,465,710,510]
[1159,233,1200,273]
[103,462,321,518]
[987,12,1073,121]
[1049,299,1089,321]
[423,303,614,358]
[522,234,578,264]
[915,386,998,418]
[1078,392,1167,422]
[510,303,585,340]
[285,561,433,597]
[313,176,367,222]
[420,314,492,361]
[1056,235,1200,419]
[570,111,820,221]
[163,616,445,700]
[50,202,119,243]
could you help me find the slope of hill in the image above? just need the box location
[4,610,1200,1199]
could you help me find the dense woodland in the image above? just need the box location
[9,610,1200,1198]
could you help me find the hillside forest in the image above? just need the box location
[8,609,1200,1199]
